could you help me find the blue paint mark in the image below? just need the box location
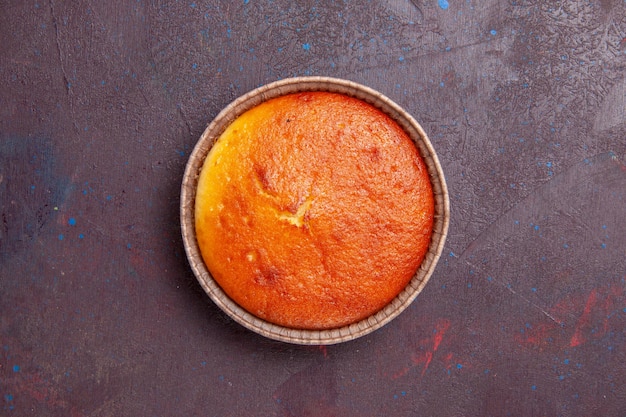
[490,29,497,36]
[190,2,196,8]
[531,385,537,391]
[244,0,249,3]
[438,0,449,10]
[445,46,451,51]
[78,234,84,239]
[546,161,552,167]
[449,251,456,257]
[563,359,570,364]
[440,81,445,87]
[456,363,463,369]
[127,243,132,249]
[534,225,540,231]
[467,283,472,288]
[5,394,13,401]
[601,243,606,249]
[68,217,76,226]
[563,243,569,249]
[192,63,198,69]
[58,234,64,241]
[399,56,405,62]
[12,365,20,372]
[302,43,311,51]
[531,287,537,292]
[559,375,565,381]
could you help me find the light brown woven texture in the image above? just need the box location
[181,76,450,345]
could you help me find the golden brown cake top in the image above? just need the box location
[195,91,434,330]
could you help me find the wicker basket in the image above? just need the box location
[181,76,449,345]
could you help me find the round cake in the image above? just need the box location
[195,91,434,330]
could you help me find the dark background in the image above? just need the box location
[1,1,625,416]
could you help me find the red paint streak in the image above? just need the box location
[8,371,83,416]
[417,319,450,376]
[570,289,599,347]
[393,318,451,379]
[513,283,624,351]
[25,373,64,406]
[318,345,328,358]
[442,352,454,368]
[417,352,434,377]
[391,366,411,380]
[433,320,450,350]
[514,322,553,349]
[304,345,329,358]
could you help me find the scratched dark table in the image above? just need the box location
[2,1,625,416]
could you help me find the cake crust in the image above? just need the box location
[195,91,434,330]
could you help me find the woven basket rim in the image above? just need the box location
[181,76,450,345]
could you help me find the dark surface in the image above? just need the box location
[1,1,625,416]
